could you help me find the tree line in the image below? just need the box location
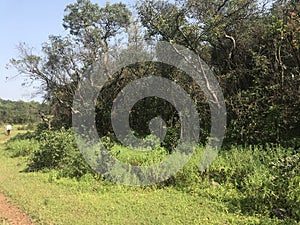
[9,0,300,147]
[0,98,46,125]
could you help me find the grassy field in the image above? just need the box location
[0,145,260,225]
[0,128,297,225]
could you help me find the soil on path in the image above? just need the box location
[0,192,34,225]
[0,133,33,224]
[0,135,9,143]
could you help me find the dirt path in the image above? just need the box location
[0,135,9,143]
[0,193,34,225]
[0,134,34,224]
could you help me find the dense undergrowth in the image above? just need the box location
[5,127,300,224]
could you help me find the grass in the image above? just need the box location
[0,125,29,143]
[0,146,261,225]
[0,144,272,224]
[0,128,297,224]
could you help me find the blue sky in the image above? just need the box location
[0,0,130,102]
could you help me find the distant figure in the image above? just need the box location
[6,124,12,136]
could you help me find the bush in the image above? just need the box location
[160,145,299,222]
[199,146,300,222]
[28,128,94,178]
[165,146,204,189]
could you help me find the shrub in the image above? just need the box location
[28,128,94,178]
[287,175,300,220]
[199,145,300,221]
[162,127,180,153]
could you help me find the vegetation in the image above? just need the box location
[9,0,300,146]
[3,128,299,223]
[0,131,300,224]
[1,0,299,224]
[0,98,46,126]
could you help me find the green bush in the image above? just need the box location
[267,152,300,220]
[29,128,94,178]
[160,144,299,222]
[162,127,180,153]
[200,146,300,221]
[6,139,39,157]
[288,175,300,220]
[16,124,36,131]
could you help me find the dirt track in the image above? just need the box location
[0,193,34,225]
[0,134,34,224]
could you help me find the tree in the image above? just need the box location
[9,0,300,146]
[10,0,132,128]
[0,98,46,125]
[136,0,300,145]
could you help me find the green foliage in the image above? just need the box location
[109,143,167,166]
[168,146,204,188]
[28,128,94,178]
[162,127,180,152]
[200,146,300,221]
[4,126,300,222]
[4,0,300,223]
[16,123,35,131]
[6,132,39,157]
[9,0,300,147]
[125,144,299,222]
[63,1,131,41]
[0,143,274,225]
[137,0,300,146]
[0,98,45,125]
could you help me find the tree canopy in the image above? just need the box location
[0,98,46,125]
[9,0,300,146]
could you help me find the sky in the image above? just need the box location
[0,0,130,102]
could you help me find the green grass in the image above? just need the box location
[0,128,298,225]
[0,125,29,143]
[0,131,8,143]
[0,144,274,225]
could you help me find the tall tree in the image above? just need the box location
[136,0,300,145]
[10,0,131,128]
